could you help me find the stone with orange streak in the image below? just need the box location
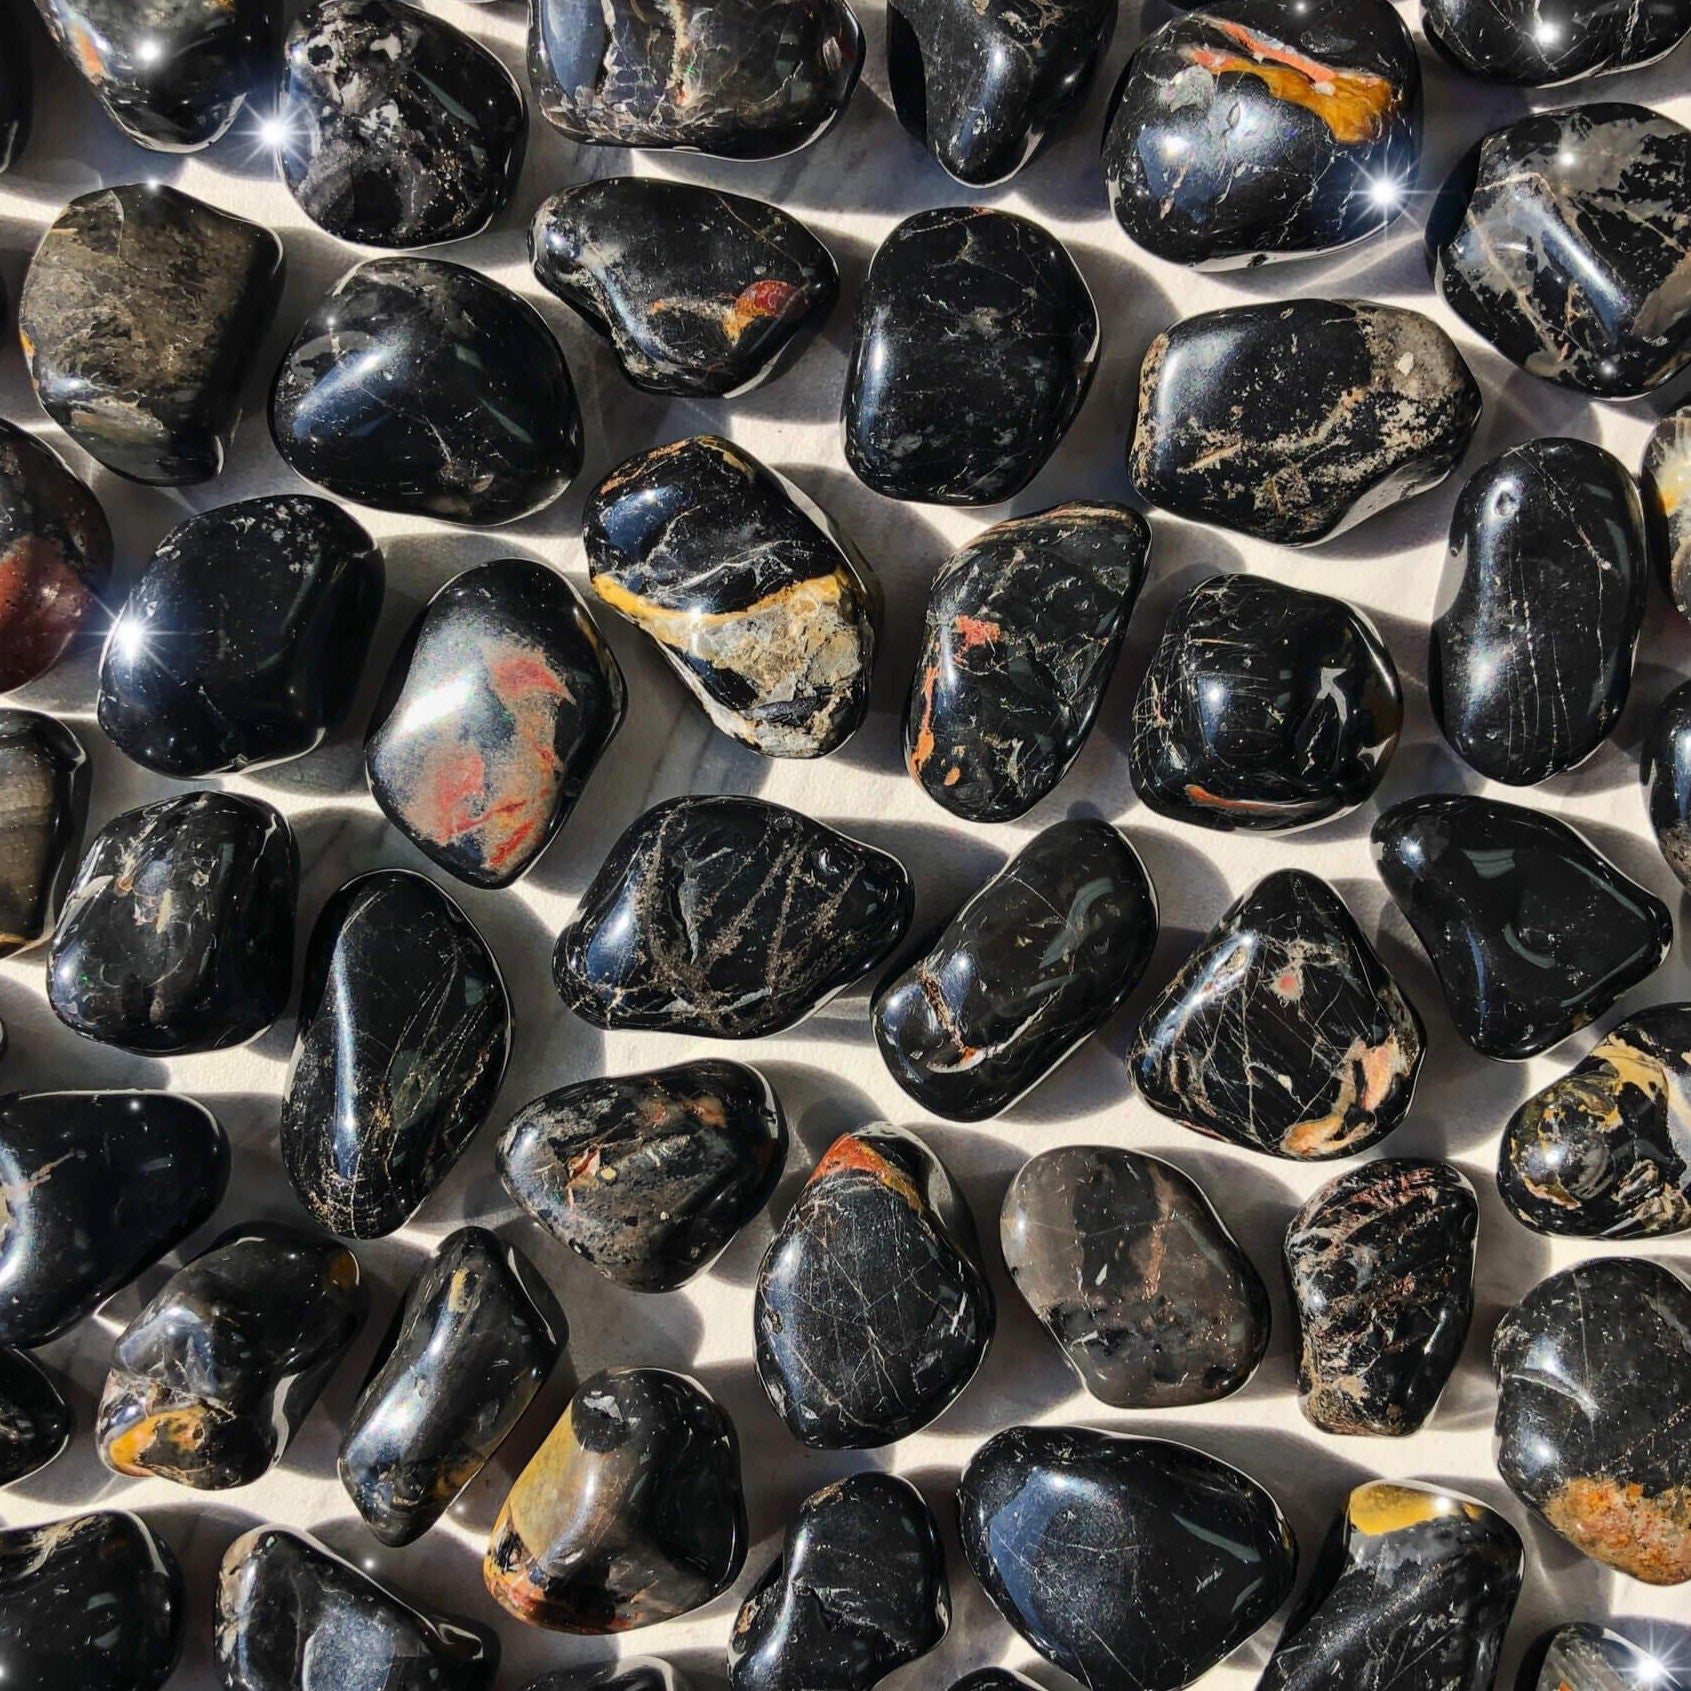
[1646,404,1691,618]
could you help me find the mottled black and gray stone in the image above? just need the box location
[1645,680,1691,890]
[1520,1625,1691,1691]
[1645,404,1691,618]
[0,1349,71,1486]
[0,708,86,959]
[521,1665,692,1691]
[1424,0,1691,84]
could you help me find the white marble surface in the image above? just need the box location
[2,2,1689,1686]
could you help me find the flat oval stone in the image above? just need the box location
[1431,103,1691,397]
[498,1060,787,1291]
[0,1090,228,1348]
[484,1366,746,1632]
[218,1525,497,1691]
[47,791,297,1054]
[1258,1481,1523,1691]
[958,1426,1297,1691]
[1493,1256,1691,1584]
[1001,1145,1268,1409]
[1645,680,1691,889]
[1431,438,1647,785]
[279,0,525,248]
[366,559,625,888]
[1102,0,1420,268]
[0,5,29,171]
[1372,794,1673,1059]
[20,184,284,486]
[584,435,878,758]
[529,0,863,156]
[522,1664,691,1691]
[1130,298,1480,544]
[1425,0,1691,85]
[873,817,1158,1120]
[555,795,913,1038]
[1646,404,1691,618]
[844,207,1097,505]
[270,257,583,525]
[283,869,511,1238]
[1129,574,1401,832]
[1499,1004,1691,1237]
[0,1349,72,1486]
[532,179,837,397]
[340,1226,566,1546]
[755,1124,993,1447]
[1523,1625,1691,1691]
[729,1473,949,1691]
[1285,1159,1477,1437]
[0,708,86,959]
[904,501,1148,822]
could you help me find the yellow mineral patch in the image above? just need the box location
[1348,1481,1480,1535]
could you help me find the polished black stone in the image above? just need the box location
[499,1060,787,1292]
[904,502,1148,822]
[270,257,582,524]
[1645,679,1691,889]
[47,792,297,1054]
[844,207,1097,505]
[0,1090,228,1348]
[283,869,511,1238]
[729,1473,949,1691]
[0,2,30,171]
[0,708,86,959]
[340,1226,566,1546]
[1521,1625,1691,1691]
[1431,103,1691,397]
[1372,794,1673,1059]
[0,1348,71,1485]
[1130,298,1481,544]
[532,179,837,396]
[1646,403,1691,619]
[873,818,1158,1119]
[1424,0,1691,84]
[948,1675,1042,1691]
[555,795,913,1038]
[1431,439,1647,785]
[367,559,624,888]
[522,1664,693,1691]
[1102,0,1420,268]
[958,1426,1297,1691]
[584,436,878,758]
[1493,1256,1691,1584]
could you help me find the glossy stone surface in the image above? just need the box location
[366,559,624,888]
[0,1349,72,1485]
[1431,103,1691,397]
[0,709,86,958]
[1130,298,1480,544]
[1493,1256,1691,1584]
[904,502,1148,822]
[484,1366,746,1632]
[1129,575,1401,832]
[0,3,29,171]
[1133,870,1423,1160]
[1425,0,1691,85]
[0,1090,228,1348]
[1522,1625,1691,1691]
[1259,1482,1523,1691]
[279,0,525,248]
[1645,680,1691,889]
[1645,404,1691,617]
[283,870,511,1238]
[555,795,912,1038]
[873,818,1158,1119]
[521,1664,692,1691]
[1285,1159,1477,1437]
[20,184,284,486]
[340,1226,566,1546]
[48,792,297,1054]
[584,436,877,758]
[1102,0,1420,268]
[729,1473,949,1691]
[755,1124,993,1447]
[529,0,863,156]
[532,179,837,397]
[271,257,582,525]
[958,1426,1297,1691]
[499,1060,787,1292]
[218,1526,497,1691]
[1431,439,1647,785]
[844,207,1097,505]
[1372,794,1673,1059]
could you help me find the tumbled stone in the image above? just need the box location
[283,870,511,1238]
[904,502,1148,822]
[755,1124,993,1447]
[1372,794,1672,1059]
[844,207,1097,505]
[730,1473,949,1691]
[1493,1256,1691,1584]
[366,558,624,888]
[0,708,86,959]
[0,6,29,171]
[1425,0,1691,81]
[1523,1625,1691,1691]
[555,795,912,1038]
[583,435,878,758]
[873,818,1158,1119]
[1645,404,1691,618]
[0,1349,72,1486]
[1131,298,1480,544]
[20,184,284,485]
[1645,680,1691,889]
[948,1675,1041,1691]
[499,1060,787,1292]
[522,1665,691,1691]
[484,1366,746,1632]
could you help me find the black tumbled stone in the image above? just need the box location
[0,1348,72,1486]
[1424,0,1691,87]
[0,708,86,959]
[1645,680,1691,889]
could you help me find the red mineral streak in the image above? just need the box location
[0,538,97,691]
[721,278,804,342]
[952,614,1001,649]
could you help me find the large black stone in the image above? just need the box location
[1646,405,1691,618]
[1424,0,1691,86]
[1646,680,1691,890]
[0,708,86,959]
[0,2,30,171]
[0,1348,72,1485]
[1521,1625,1691,1691]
